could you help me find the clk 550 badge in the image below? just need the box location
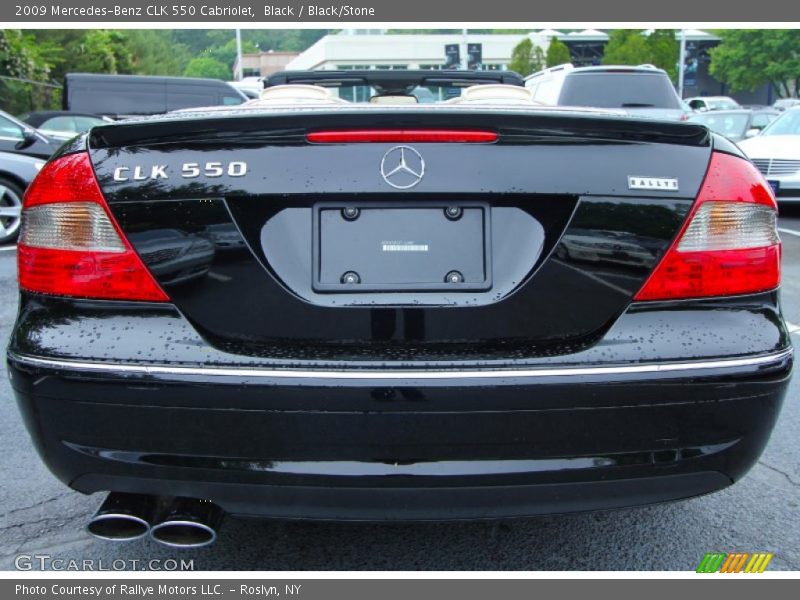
[628,176,679,191]
[113,161,248,182]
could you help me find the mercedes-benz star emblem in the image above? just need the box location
[380,146,425,189]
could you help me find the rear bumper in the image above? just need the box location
[776,191,800,203]
[8,347,792,520]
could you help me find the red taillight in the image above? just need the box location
[634,152,780,301]
[18,152,168,302]
[307,129,498,143]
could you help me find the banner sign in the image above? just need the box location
[3,0,800,22]
[4,579,797,599]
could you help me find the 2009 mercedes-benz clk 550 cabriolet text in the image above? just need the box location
[6,71,793,548]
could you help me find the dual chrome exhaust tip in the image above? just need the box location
[86,493,223,548]
[149,497,223,548]
[85,493,155,543]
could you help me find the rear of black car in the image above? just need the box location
[554,67,691,121]
[6,107,792,529]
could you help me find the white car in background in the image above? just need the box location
[524,64,691,121]
[738,106,800,203]
[685,96,741,112]
[228,77,264,99]
[773,98,800,111]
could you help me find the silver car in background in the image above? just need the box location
[738,106,800,203]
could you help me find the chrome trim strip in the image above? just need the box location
[7,348,793,381]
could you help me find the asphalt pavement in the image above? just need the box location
[1,214,799,571]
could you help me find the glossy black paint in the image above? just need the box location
[7,110,792,519]
[87,108,711,150]
[8,292,790,366]
[7,308,791,518]
[87,114,706,352]
[109,194,691,351]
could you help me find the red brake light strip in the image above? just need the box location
[307,130,498,143]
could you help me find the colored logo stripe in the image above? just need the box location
[720,553,749,573]
[697,553,727,573]
[745,553,774,573]
[697,553,773,573]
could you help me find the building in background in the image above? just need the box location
[234,51,300,78]
[254,29,774,105]
[283,31,551,71]
[553,29,608,66]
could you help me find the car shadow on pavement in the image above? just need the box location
[4,470,796,572]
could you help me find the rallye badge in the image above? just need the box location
[628,176,679,191]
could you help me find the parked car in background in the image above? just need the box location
[688,108,779,143]
[228,78,263,99]
[230,87,259,100]
[773,98,800,111]
[19,111,112,141]
[738,106,800,203]
[63,73,248,118]
[685,96,741,112]
[0,110,56,159]
[0,151,45,244]
[524,64,690,120]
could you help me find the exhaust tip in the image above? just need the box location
[149,498,223,548]
[86,513,150,542]
[86,492,159,542]
[150,520,217,548]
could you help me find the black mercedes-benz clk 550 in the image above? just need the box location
[6,71,792,548]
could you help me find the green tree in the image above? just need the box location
[249,29,328,53]
[0,30,49,80]
[602,30,651,66]
[602,30,679,80]
[29,31,85,81]
[0,30,58,113]
[183,57,231,80]
[69,30,134,74]
[545,38,571,67]
[647,29,679,80]
[126,30,190,76]
[508,38,545,76]
[172,29,327,57]
[710,30,800,97]
[207,38,259,71]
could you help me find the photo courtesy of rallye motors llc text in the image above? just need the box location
[15,584,300,596]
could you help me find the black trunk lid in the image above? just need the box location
[89,108,711,361]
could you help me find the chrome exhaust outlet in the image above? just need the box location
[150,498,224,549]
[86,492,159,542]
